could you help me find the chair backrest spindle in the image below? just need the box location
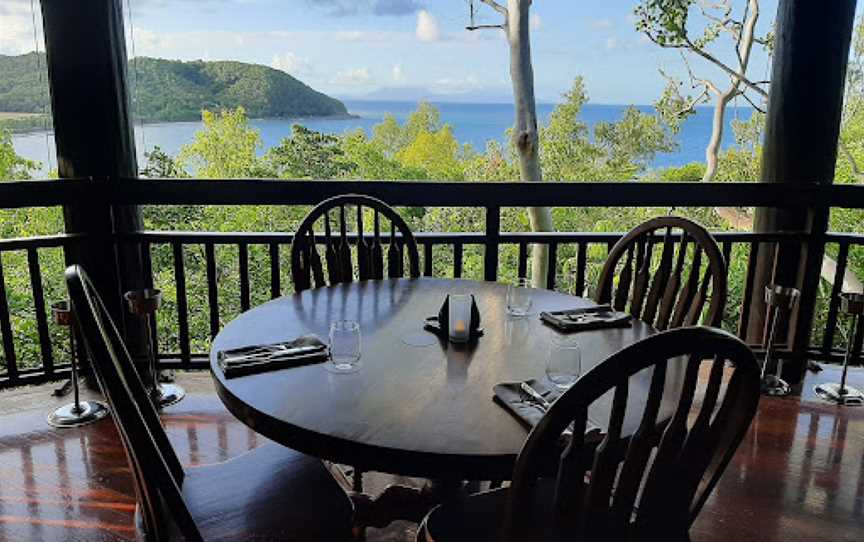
[504,327,759,542]
[291,194,420,292]
[596,217,727,328]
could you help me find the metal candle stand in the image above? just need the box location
[46,301,109,428]
[124,289,185,408]
[815,292,864,406]
[761,285,801,397]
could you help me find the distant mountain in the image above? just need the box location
[0,53,348,124]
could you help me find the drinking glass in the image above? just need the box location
[506,278,533,317]
[546,336,582,390]
[328,320,361,373]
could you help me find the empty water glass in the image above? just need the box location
[546,336,581,390]
[506,278,533,317]
[328,320,361,373]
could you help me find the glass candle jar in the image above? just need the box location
[448,294,472,343]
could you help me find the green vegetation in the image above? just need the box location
[0,53,348,130]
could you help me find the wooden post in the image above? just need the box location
[41,0,150,375]
[748,0,856,383]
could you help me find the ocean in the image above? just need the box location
[11,100,754,176]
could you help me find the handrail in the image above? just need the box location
[7,178,864,209]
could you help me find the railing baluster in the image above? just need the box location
[269,242,281,299]
[205,243,219,340]
[576,242,588,298]
[822,241,849,354]
[484,206,501,282]
[453,243,463,279]
[0,252,18,382]
[141,241,159,363]
[546,242,558,290]
[239,242,250,312]
[722,241,733,270]
[172,242,191,367]
[424,242,433,277]
[27,248,54,376]
[738,242,760,340]
[517,241,528,280]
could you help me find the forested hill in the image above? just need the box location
[0,53,348,122]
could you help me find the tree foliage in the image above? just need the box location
[177,108,264,179]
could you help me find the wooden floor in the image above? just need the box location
[0,367,862,541]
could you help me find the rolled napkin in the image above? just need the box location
[217,335,329,378]
[539,304,631,332]
[493,378,604,444]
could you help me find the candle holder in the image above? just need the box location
[761,285,800,397]
[424,294,483,342]
[124,289,185,408]
[47,301,109,428]
[815,292,864,406]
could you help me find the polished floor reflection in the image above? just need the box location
[0,367,862,541]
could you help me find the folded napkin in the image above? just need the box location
[540,304,631,332]
[493,378,604,444]
[217,335,329,378]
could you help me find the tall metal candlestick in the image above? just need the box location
[761,285,800,397]
[124,289,185,407]
[815,292,864,406]
[47,301,109,428]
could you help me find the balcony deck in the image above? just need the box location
[0,365,862,541]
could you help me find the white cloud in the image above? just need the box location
[0,1,43,55]
[591,18,614,30]
[530,14,542,31]
[330,67,373,86]
[392,64,405,83]
[605,37,619,51]
[334,30,394,42]
[430,74,481,95]
[416,9,440,42]
[272,52,314,77]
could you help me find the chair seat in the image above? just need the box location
[420,481,570,542]
[182,442,354,541]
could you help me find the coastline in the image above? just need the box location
[3,112,362,135]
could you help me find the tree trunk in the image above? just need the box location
[507,0,554,287]
[702,90,735,183]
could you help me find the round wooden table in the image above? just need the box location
[210,278,658,480]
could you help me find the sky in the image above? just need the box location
[0,0,790,105]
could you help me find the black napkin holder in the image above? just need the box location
[424,294,484,341]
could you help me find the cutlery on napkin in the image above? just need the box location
[539,304,631,332]
[217,335,329,378]
[493,378,604,443]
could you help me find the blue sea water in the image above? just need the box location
[12,100,753,176]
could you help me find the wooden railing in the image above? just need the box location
[1,179,864,389]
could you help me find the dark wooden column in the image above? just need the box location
[748,0,856,382]
[41,0,149,372]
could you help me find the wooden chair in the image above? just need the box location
[291,194,421,292]
[595,216,727,329]
[65,265,354,542]
[419,326,760,542]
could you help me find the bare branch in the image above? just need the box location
[741,91,767,113]
[685,39,769,99]
[466,24,505,31]
[479,0,508,17]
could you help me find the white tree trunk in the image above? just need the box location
[507,0,554,287]
[702,90,735,183]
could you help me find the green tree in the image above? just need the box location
[0,128,38,180]
[177,108,264,179]
[266,125,356,179]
